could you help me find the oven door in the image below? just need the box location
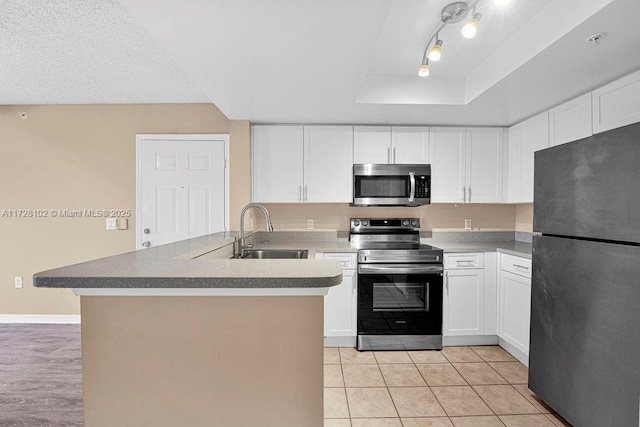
[357,265,443,337]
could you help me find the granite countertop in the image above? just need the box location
[34,230,533,290]
[33,231,344,289]
[421,239,533,259]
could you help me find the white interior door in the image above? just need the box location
[136,135,229,249]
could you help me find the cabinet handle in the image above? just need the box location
[462,186,467,203]
[456,260,474,266]
[304,185,308,202]
[388,147,392,164]
[445,271,449,295]
[513,264,530,270]
[393,147,396,164]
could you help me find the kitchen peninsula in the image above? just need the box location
[34,232,343,427]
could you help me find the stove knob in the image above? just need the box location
[411,220,419,227]
[402,220,409,226]
[353,219,360,226]
[362,220,368,226]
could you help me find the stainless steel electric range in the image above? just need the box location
[350,218,444,351]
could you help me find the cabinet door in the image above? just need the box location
[443,269,484,336]
[466,128,504,203]
[353,126,392,164]
[303,126,353,203]
[498,270,531,355]
[549,93,593,146]
[324,269,357,337]
[592,69,640,134]
[252,126,303,203]
[518,112,549,203]
[506,126,522,203]
[391,127,429,164]
[429,128,466,203]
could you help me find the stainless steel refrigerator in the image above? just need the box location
[530,122,640,427]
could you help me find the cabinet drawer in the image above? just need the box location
[500,253,532,278]
[444,253,484,269]
[323,253,357,269]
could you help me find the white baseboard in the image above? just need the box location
[498,337,529,367]
[443,335,499,346]
[0,314,81,324]
[324,336,357,347]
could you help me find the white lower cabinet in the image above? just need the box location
[498,253,532,365]
[443,268,484,336]
[320,252,357,347]
[442,252,498,346]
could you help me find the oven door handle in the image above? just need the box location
[408,171,416,203]
[358,264,443,275]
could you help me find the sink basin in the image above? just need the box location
[233,249,309,259]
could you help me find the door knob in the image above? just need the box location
[142,241,151,248]
[143,228,151,234]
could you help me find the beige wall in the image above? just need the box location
[515,203,534,232]
[1,104,521,315]
[0,104,252,315]
[258,203,516,231]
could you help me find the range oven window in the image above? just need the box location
[373,281,427,311]
[355,176,409,198]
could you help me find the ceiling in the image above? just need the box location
[2,0,640,126]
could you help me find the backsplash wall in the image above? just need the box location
[258,203,516,231]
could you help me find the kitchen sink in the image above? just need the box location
[232,249,309,259]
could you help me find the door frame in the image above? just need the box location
[135,134,230,249]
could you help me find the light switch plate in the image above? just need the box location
[106,218,117,230]
[464,218,472,230]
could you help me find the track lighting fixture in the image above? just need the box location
[418,0,507,77]
[428,39,443,62]
[461,12,481,38]
[418,58,430,77]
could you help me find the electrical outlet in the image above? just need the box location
[464,218,472,230]
[14,276,23,289]
[106,218,117,230]
[307,219,314,229]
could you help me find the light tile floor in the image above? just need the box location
[324,346,572,427]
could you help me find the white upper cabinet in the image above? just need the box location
[549,93,592,147]
[391,127,430,164]
[252,125,304,203]
[304,126,353,203]
[253,125,353,203]
[430,128,466,203]
[592,69,640,134]
[507,112,549,203]
[354,126,430,164]
[430,127,503,203]
[353,126,392,164]
[465,128,504,203]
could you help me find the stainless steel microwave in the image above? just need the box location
[353,164,431,207]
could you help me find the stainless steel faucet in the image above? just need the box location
[238,203,274,256]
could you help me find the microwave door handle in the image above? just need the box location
[408,171,416,203]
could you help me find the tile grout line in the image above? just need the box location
[338,348,353,421]
[373,351,401,421]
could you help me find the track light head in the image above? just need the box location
[418,58,430,77]
[461,12,481,39]
[428,39,443,62]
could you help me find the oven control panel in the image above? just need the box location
[350,218,420,232]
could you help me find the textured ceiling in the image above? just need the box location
[2,0,640,126]
[0,0,209,104]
